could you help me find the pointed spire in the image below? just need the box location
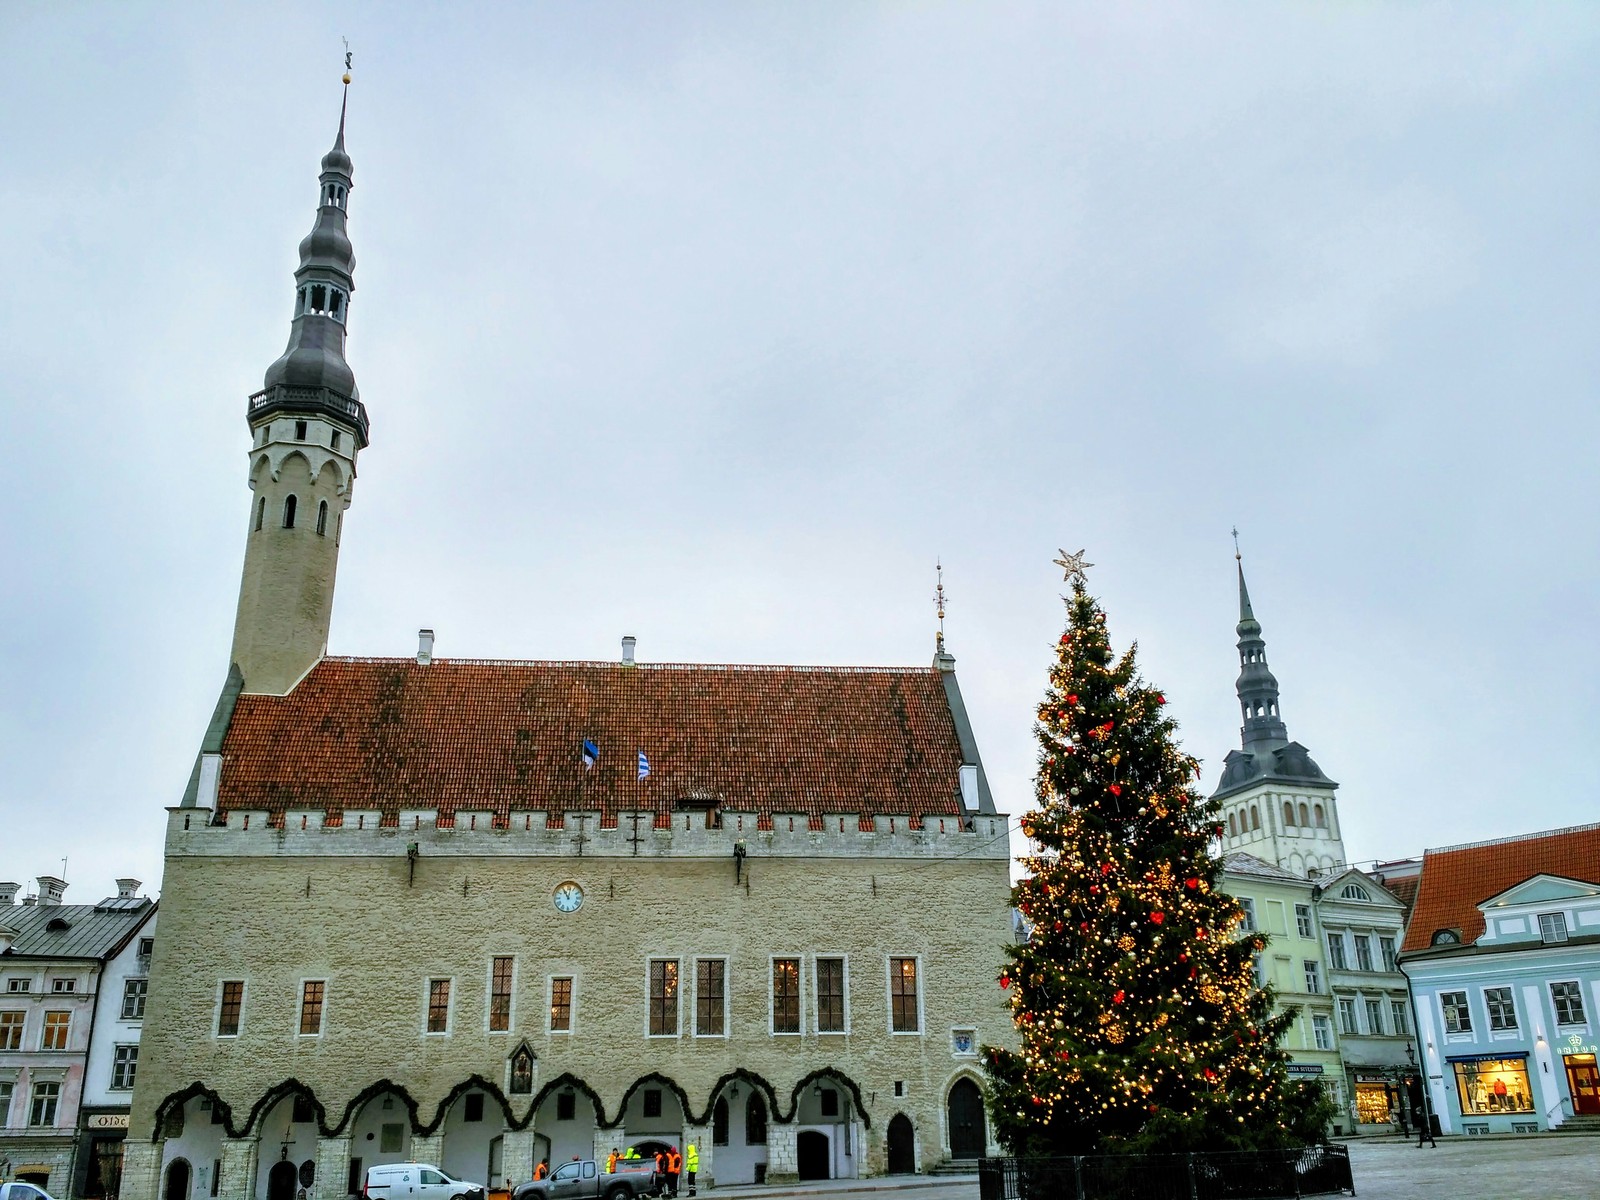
[254,74,368,446]
[1231,545,1286,752]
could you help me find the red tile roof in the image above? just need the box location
[1379,874,1419,915]
[1401,824,1600,953]
[218,657,967,829]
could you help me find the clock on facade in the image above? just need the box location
[553,882,584,913]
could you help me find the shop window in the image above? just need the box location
[1453,1058,1533,1114]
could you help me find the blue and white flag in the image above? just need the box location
[637,751,651,781]
[581,739,599,770]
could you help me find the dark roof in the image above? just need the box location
[1378,874,1420,915]
[1,899,155,960]
[218,657,970,829]
[1401,823,1600,953]
[1221,851,1310,885]
[1212,742,1334,799]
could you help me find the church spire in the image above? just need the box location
[230,74,370,696]
[1233,551,1288,751]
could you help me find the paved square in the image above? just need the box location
[1347,1136,1600,1200]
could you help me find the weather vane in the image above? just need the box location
[1231,526,1241,562]
[934,560,948,651]
[1053,548,1093,585]
[342,37,353,83]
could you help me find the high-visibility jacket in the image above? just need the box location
[606,1153,619,1174]
[533,1163,547,1181]
[685,1145,699,1173]
[626,1149,641,1160]
[655,1152,666,1173]
[668,1150,682,1174]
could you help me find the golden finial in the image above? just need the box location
[342,38,353,85]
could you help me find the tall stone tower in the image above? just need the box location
[229,84,369,695]
[1212,555,1345,877]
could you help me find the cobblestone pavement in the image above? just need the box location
[1346,1136,1600,1199]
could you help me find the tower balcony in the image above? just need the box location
[247,384,369,448]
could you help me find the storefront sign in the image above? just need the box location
[87,1113,130,1130]
[1287,1064,1325,1077]
[1446,1052,1529,1064]
[1355,1073,1391,1084]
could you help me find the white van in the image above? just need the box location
[363,1163,485,1199]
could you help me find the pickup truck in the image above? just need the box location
[511,1158,659,1200]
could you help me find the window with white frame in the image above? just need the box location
[696,959,726,1037]
[50,978,76,994]
[549,977,573,1032]
[300,980,326,1036]
[1379,936,1397,972]
[1239,898,1257,932]
[1303,961,1321,994]
[1312,1014,1333,1050]
[1340,884,1369,901]
[1353,935,1374,972]
[1551,981,1586,1026]
[0,1011,22,1050]
[1338,997,1358,1034]
[649,959,679,1036]
[771,958,801,1034]
[1485,987,1517,1031]
[889,957,920,1033]
[40,1011,70,1050]
[5,979,31,993]
[30,1080,60,1126]
[425,978,451,1034]
[816,958,847,1033]
[111,1044,138,1090]
[1364,996,1384,1035]
[121,978,148,1020]
[217,981,244,1037]
[1390,999,1410,1035]
[1440,991,1472,1034]
[1295,904,1313,939]
[1538,913,1569,944]
[0,1080,12,1126]
[1325,932,1346,970]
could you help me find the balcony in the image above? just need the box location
[247,385,369,447]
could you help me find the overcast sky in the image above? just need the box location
[4,3,1597,902]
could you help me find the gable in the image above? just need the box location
[1482,874,1600,909]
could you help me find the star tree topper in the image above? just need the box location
[1053,548,1094,585]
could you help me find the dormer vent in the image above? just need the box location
[36,875,66,907]
[115,878,141,899]
[622,635,637,666]
[0,882,17,906]
[418,629,435,666]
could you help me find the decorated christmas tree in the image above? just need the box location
[985,553,1332,1156]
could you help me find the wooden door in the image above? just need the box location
[1567,1055,1600,1115]
[947,1079,986,1159]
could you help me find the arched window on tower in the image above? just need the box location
[283,495,297,529]
[1298,802,1310,827]
[1228,813,1238,838]
[1283,801,1296,827]
[1250,806,1260,831]
[1314,804,1326,828]
[254,496,265,532]
[316,500,328,536]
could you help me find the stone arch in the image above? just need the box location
[151,1082,237,1141]
[422,1074,519,1135]
[272,449,315,486]
[699,1069,780,1126]
[613,1072,693,1131]
[328,1078,422,1136]
[885,1113,915,1174]
[527,1072,606,1126]
[243,1078,329,1137]
[786,1067,871,1128]
[941,1069,988,1159]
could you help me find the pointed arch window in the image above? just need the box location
[254,497,266,532]
[1249,806,1260,831]
[745,1093,767,1144]
[1283,802,1295,827]
[1314,804,1326,828]
[316,500,328,536]
[283,495,297,529]
[1298,803,1310,827]
[1228,813,1238,838]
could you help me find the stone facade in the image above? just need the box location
[129,815,1012,1196]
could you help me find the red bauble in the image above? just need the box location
[1185,877,1199,890]
[1067,693,1079,704]
[1151,912,1165,924]
[1108,784,1122,797]
[999,975,1010,990]
[1112,990,1125,1004]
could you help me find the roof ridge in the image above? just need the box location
[1422,820,1600,858]
[322,656,935,674]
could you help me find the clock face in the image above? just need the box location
[553,882,584,913]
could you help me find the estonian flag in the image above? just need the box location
[637,751,651,781]
[581,740,599,770]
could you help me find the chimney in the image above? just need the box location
[417,628,435,666]
[115,878,141,899]
[621,635,637,666]
[36,875,67,907]
[0,882,18,906]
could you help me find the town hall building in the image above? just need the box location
[122,82,1014,1200]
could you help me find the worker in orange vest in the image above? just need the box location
[654,1149,667,1179]
[532,1159,548,1181]
[666,1146,682,1197]
[606,1148,620,1174]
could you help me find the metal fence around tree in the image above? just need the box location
[978,1145,1355,1200]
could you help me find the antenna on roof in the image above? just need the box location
[933,559,947,652]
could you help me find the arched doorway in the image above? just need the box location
[796,1130,830,1181]
[886,1114,914,1175]
[163,1159,191,1200]
[947,1078,986,1159]
[266,1159,297,1200]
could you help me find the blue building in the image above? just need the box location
[1399,823,1600,1133]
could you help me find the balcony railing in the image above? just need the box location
[247,385,369,446]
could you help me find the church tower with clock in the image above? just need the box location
[228,79,369,696]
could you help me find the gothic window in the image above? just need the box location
[508,1046,534,1095]
[316,500,328,536]
[1228,813,1238,838]
[745,1093,767,1144]
[1314,804,1326,828]
[283,495,297,529]
[712,1096,728,1146]
[254,497,265,531]
[1298,802,1309,827]
[1250,806,1260,831]
[1283,802,1296,827]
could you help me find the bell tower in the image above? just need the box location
[229,77,370,695]
[1211,550,1346,877]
